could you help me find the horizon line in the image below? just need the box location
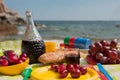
[34,20,120,21]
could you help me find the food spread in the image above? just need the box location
[1,39,120,79]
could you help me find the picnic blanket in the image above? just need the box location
[0,40,120,80]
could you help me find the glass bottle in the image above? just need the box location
[22,10,45,64]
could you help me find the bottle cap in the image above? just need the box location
[64,36,71,45]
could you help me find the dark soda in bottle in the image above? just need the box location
[22,10,45,64]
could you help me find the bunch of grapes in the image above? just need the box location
[88,39,120,64]
[0,50,27,66]
[50,64,87,79]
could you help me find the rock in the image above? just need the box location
[0,0,25,36]
[0,23,18,36]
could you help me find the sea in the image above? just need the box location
[35,21,120,40]
[2,21,120,41]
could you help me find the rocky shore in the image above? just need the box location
[0,0,25,36]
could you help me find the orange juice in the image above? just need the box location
[45,42,56,53]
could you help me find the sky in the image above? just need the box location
[4,0,120,20]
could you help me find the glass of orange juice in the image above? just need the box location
[45,41,57,53]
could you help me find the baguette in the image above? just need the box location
[38,50,65,64]
[38,49,84,64]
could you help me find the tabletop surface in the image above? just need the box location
[0,40,120,80]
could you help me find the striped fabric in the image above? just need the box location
[96,65,120,80]
[80,58,120,80]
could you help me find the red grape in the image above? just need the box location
[50,64,58,72]
[117,50,120,58]
[66,64,74,72]
[95,52,103,61]
[105,49,112,57]
[50,64,56,70]
[4,50,16,56]
[102,46,110,53]
[94,42,102,50]
[0,59,9,66]
[54,65,58,72]
[16,59,23,64]
[59,69,68,78]
[110,39,118,48]
[108,59,116,64]
[100,40,108,46]
[99,56,108,64]
[20,56,27,62]
[73,64,80,69]
[79,66,87,75]
[71,68,81,78]
[106,41,110,46]
[116,58,120,64]
[86,55,97,65]
[20,53,27,58]
[89,44,97,54]
[108,51,118,59]
[0,55,7,59]
[8,54,19,64]
[58,64,66,73]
